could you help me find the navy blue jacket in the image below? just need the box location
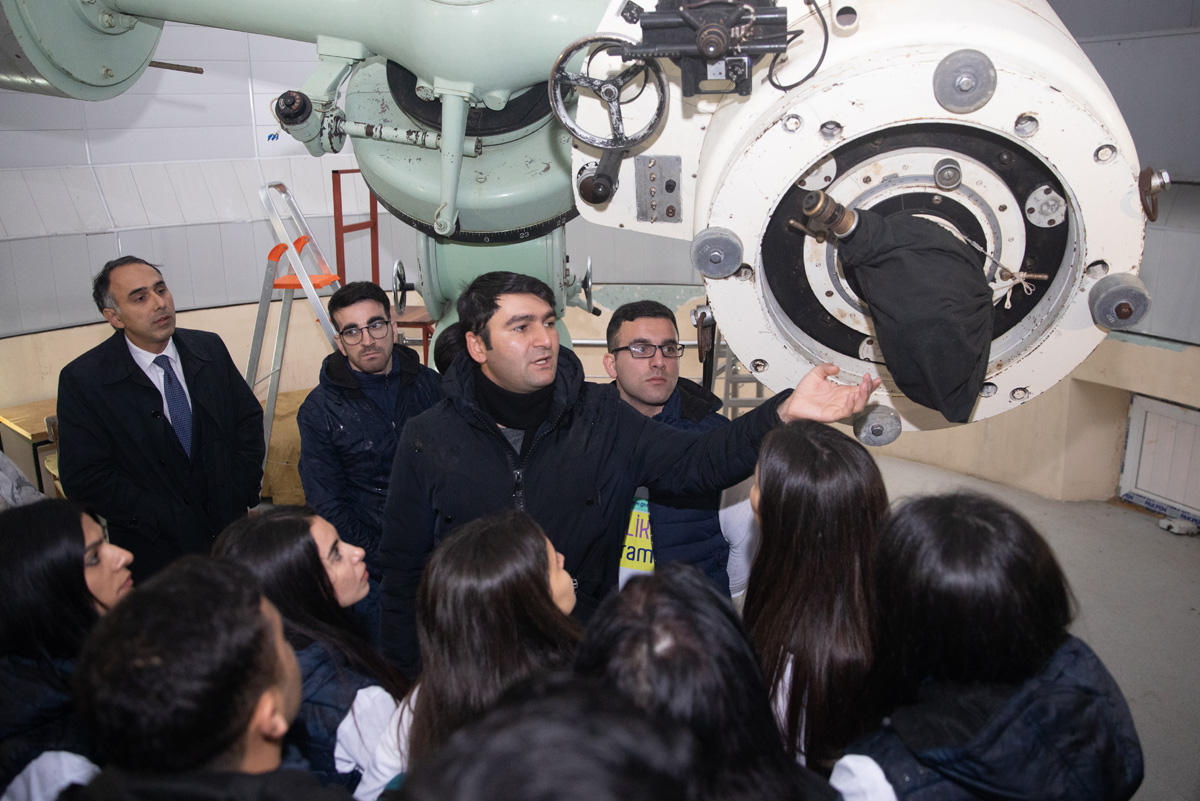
[644,379,730,593]
[58,329,264,580]
[286,640,381,791]
[297,345,442,570]
[848,636,1143,801]
[0,656,93,794]
[380,348,786,677]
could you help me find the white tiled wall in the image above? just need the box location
[0,211,419,338]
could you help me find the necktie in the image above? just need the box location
[153,354,192,457]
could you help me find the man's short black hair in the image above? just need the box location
[605,300,678,350]
[328,281,392,325]
[433,322,466,374]
[399,674,696,801]
[456,272,556,348]
[74,556,280,773]
[92,256,160,314]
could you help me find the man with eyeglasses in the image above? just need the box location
[603,300,740,595]
[297,282,442,588]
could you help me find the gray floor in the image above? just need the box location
[876,455,1200,801]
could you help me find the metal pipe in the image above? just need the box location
[337,120,482,156]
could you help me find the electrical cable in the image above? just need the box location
[767,0,829,92]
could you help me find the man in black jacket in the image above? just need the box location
[297,281,442,573]
[379,272,878,678]
[603,299,734,593]
[57,256,264,581]
[64,556,350,801]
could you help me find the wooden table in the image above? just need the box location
[395,307,436,365]
[0,398,58,493]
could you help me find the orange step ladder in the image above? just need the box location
[246,182,342,453]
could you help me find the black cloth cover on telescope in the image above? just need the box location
[837,210,993,423]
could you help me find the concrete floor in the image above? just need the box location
[876,455,1200,801]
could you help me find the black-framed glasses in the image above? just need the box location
[610,342,685,359]
[338,319,391,345]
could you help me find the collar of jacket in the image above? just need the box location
[98,329,213,388]
[320,344,421,394]
[667,377,722,423]
[442,348,584,433]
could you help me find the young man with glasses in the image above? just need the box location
[297,282,442,588]
[603,300,738,594]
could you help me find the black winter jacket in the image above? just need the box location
[60,767,352,801]
[297,346,442,569]
[379,348,786,676]
[846,636,1143,801]
[1,656,94,797]
[645,379,730,593]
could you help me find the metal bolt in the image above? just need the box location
[101,66,114,78]
[100,11,114,27]
[934,158,962,190]
[1115,302,1134,320]
[980,382,998,398]
[783,114,802,132]
[1014,114,1039,138]
[820,121,843,139]
[954,73,977,93]
[665,205,676,218]
[1010,387,1030,401]
[708,250,724,264]
[870,424,884,437]
[750,359,768,372]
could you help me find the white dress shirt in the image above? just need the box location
[125,337,193,425]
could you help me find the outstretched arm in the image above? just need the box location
[778,363,879,424]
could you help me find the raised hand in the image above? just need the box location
[778,363,880,423]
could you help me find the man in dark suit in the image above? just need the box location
[57,256,265,581]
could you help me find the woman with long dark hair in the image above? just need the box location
[355,509,579,800]
[742,420,889,773]
[832,493,1143,801]
[1,498,133,800]
[213,505,407,791]
[575,563,836,801]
